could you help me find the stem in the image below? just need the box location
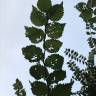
[43,15,50,96]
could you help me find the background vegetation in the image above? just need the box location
[13,0,96,96]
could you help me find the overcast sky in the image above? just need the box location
[0,0,89,96]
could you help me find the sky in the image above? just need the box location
[0,0,89,96]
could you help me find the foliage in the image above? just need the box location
[13,0,96,96]
[45,54,64,70]
[65,0,96,96]
[47,2,64,21]
[44,39,62,53]
[29,64,49,80]
[13,0,73,96]
[25,26,45,43]
[64,48,87,64]
[31,81,48,96]
[22,45,44,62]
[50,83,72,96]
[46,70,66,84]
[30,6,47,26]
[13,79,26,96]
[37,0,52,12]
[46,22,65,39]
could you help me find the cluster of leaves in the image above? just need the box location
[13,79,26,96]
[64,0,96,96]
[75,0,96,51]
[13,0,73,96]
[67,59,96,96]
[75,0,96,30]
[64,48,87,64]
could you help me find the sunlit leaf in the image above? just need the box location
[30,6,47,26]
[37,0,52,12]
[44,39,62,53]
[50,84,72,96]
[29,64,48,80]
[46,22,65,39]
[47,70,66,84]
[45,54,64,70]
[31,81,48,95]
[22,45,44,62]
[25,26,45,43]
[48,2,64,21]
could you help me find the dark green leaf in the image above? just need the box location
[13,79,23,90]
[37,0,52,12]
[86,31,96,35]
[86,32,91,35]
[44,39,62,53]
[48,2,64,21]
[90,16,96,23]
[29,64,48,80]
[31,81,48,95]
[13,79,26,96]
[25,26,45,43]
[75,2,86,12]
[30,6,47,26]
[50,84,72,96]
[47,70,66,84]
[45,54,64,70]
[22,45,44,62]
[46,22,65,39]
[80,8,92,22]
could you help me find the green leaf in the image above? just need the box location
[13,79,26,96]
[45,54,64,70]
[90,16,96,23]
[29,64,48,80]
[30,6,47,26]
[22,45,44,62]
[89,17,96,31]
[80,8,92,22]
[13,79,23,90]
[48,2,64,21]
[75,2,86,12]
[25,26,45,43]
[47,70,66,84]
[50,84,72,96]
[31,81,48,96]
[37,0,52,12]
[46,22,65,39]
[44,39,62,53]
